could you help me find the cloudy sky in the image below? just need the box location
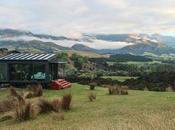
[0,0,175,37]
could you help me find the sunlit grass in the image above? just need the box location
[0,83,175,130]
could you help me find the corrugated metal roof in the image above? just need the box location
[0,53,56,61]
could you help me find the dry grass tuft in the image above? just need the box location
[9,87,25,105]
[121,86,128,95]
[166,86,174,92]
[0,112,15,122]
[23,92,33,99]
[15,102,35,121]
[51,112,64,121]
[88,91,96,102]
[52,98,62,112]
[0,97,18,113]
[108,85,128,95]
[37,99,54,113]
[62,94,72,111]
[144,87,149,91]
[31,84,43,97]
[89,82,97,90]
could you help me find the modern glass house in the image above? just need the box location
[0,53,66,86]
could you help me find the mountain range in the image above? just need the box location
[0,29,175,56]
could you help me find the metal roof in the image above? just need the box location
[0,53,56,61]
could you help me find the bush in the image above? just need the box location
[89,82,97,90]
[88,91,96,102]
[62,94,72,110]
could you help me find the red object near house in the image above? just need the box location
[49,79,71,90]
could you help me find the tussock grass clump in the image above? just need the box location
[51,112,64,121]
[108,85,128,95]
[0,97,18,113]
[0,112,15,122]
[121,86,128,95]
[10,87,25,105]
[23,92,33,99]
[166,86,174,92]
[15,102,35,121]
[31,84,43,97]
[89,82,97,90]
[37,99,53,114]
[144,87,149,91]
[52,98,62,112]
[88,91,96,102]
[62,94,72,111]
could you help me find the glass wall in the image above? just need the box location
[9,64,32,80]
[9,63,46,81]
[50,63,58,80]
[0,63,7,80]
[32,64,46,80]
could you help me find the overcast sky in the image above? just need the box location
[0,0,175,37]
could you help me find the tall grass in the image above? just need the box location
[61,94,72,110]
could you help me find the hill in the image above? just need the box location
[1,29,175,55]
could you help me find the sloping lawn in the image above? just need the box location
[102,76,138,82]
[0,83,175,130]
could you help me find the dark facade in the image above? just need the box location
[0,53,65,86]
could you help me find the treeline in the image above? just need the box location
[90,54,152,62]
[123,72,175,91]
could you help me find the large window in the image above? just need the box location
[0,63,7,80]
[31,64,46,80]
[9,64,32,80]
[9,63,46,81]
[50,63,58,80]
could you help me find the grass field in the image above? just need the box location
[102,76,138,82]
[1,84,175,130]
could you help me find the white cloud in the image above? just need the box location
[0,0,175,38]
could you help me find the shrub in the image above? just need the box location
[52,98,62,112]
[37,99,53,113]
[88,91,96,102]
[89,82,97,90]
[15,102,35,121]
[121,86,128,95]
[62,94,72,110]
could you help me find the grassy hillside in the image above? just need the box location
[66,50,110,58]
[1,84,175,130]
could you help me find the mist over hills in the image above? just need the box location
[0,28,175,55]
